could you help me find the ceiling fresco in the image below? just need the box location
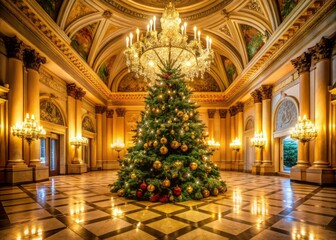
[34,0,288,92]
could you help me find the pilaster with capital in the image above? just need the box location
[229,106,237,162]
[4,36,26,167]
[106,109,114,161]
[308,37,333,170]
[291,52,312,181]
[236,102,244,169]
[260,85,273,174]
[24,49,46,167]
[114,108,126,160]
[95,105,106,169]
[219,110,227,168]
[207,109,216,140]
[251,89,262,172]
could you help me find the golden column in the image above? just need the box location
[4,36,26,167]
[306,37,334,184]
[260,85,274,175]
[330,91,336,169]
[67,84,76,164]
[290,52,311,181]
[225,109,231,170]
[23,49,46,166]
[115,108,126,160]
[219,109,227,170]
[207,109,216,139]
[74,87,86,163]
[95,105,106,170]
[229,106,237,170]
[236,102,244,171]
[251,89,262,174]
[106,109,114,165]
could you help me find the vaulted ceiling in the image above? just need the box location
[34,0,292,92]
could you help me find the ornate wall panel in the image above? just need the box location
[40,99,65,126]
[82,116,95,132]
[275,99,298,131]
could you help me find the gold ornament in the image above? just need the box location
[218,185,227,193]
[147,184,155,192]
[152,107,156,112]
[148,141,153,147]
[206,166,212,173]
[185,126,189,131]
[153,160,162,170]
[160,146,168,155]
[153,140,159,147]
[183,114,189,121]
[202,189,210,198]
[131,173,137,179]
[191,135,195,139]
[173,160,183,169]
[117,189,124,196]
[177,111,183,117]
[212,188,219,196]
[170,129,175,135]
[162,178,171,188]
[189,162,198,170]
[181,143,188,152]
[171,140,180,149]
[144,142,149,149]
[178,195,182,200]
[171,172,178,178]
[169,195,174,201]
[156,129,161,134]
[160,136,167,144]
[186,186,193,194]
[162,105,166,110]
[139,132,142,136]
[202,155,207,162]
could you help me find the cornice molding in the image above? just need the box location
[2,0,111,101]
[224,0,332,105]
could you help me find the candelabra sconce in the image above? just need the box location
[111,142,125,160]
[251,132,266,148]
[207,139,220,152]
[290,115,317,144]
[11,113,46,163]
[230,138,241,152]
[70,136,88,148]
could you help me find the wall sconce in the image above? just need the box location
[207,139,220,151]
[230,138,241,152]
[70,136,88,148]
[251,132,266,148]
[111,142,125,159]
[290,115,317,144]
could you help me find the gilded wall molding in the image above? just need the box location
[39,68,67,96]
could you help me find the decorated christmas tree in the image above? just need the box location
[110,63,226,202]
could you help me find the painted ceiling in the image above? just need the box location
[35,0,300,92]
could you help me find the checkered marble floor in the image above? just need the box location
[0,171,335,240]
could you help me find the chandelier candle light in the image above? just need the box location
[111,142,125,159]
[124,2,213,82]
[251,132,266,148]
[207,139,220,151]
[11,113,46,144]
[290,115,317,144]
[70,136,88,148]
[230,138,241,152]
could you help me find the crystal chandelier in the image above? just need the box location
[230,138,241,152]
[70,136,88,147]
[124,2,214,82]
[290,115,317,144]
[11,113,46,144]
[111,141,125,159]
[250,132,266,148]
[207,139,220,151]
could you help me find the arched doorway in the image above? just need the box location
[273,97,298,174]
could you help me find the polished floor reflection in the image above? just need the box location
[0,171,335,240]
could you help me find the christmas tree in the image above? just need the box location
[110,63,226,202]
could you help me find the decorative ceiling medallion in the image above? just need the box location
[219,24,232,38]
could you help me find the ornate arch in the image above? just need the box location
[245,116,254,131]
[274,96,298,132]
[40,98,65,126]
[82,115,96,133]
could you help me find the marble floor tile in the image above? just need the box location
[177,228,229,240]
[205,218,251,235]
[147,218,189,234]
[0,171,335,240]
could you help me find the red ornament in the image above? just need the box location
[164,73,169,79]
[150,193,160,202]
[140,181,147,191]
[173,186,182,196]
[136,190,143,198]
[159,194,169,203]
